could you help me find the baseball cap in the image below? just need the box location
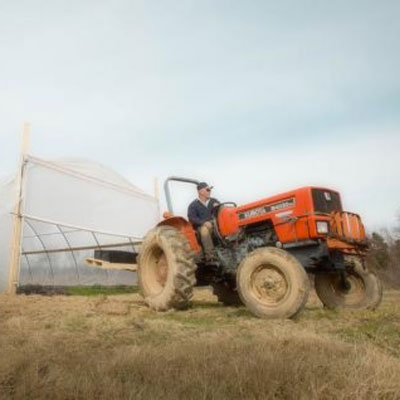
[197,182,213,191]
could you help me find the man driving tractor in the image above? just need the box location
[187,182,219,261]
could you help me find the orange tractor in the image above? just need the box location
[137,177,382,318]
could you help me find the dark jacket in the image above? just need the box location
[187,198,219,229]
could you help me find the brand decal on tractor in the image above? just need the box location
[238,198,295,220]
[275,210,294,219]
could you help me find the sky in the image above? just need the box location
[0,0,399,231]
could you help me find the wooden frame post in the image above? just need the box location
[153,176,161,218]
[8,122,31,295]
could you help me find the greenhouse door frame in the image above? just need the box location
[8,123,30,295]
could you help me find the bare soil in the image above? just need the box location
[1,288,400,400]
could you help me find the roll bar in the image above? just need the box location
[164,176,200,214]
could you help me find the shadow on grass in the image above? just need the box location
[18,285,139,297]
[191,301,254,317]
[191,301,225,309]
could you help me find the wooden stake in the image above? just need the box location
[8,123,31,295]
[153,176,161,218]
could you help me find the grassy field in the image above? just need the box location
[1,288,400,400]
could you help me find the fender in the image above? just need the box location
[158,216,202,253]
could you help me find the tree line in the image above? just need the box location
[367,216,400,288]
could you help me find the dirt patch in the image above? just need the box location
[17,285,69,296]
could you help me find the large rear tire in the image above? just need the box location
[236,247,310,319]
[315,256,382,310]
[211,281,242,306]
[138,226,196,311]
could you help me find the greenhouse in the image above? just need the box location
[0,154,160,293]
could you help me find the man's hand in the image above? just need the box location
[203,221,213,229]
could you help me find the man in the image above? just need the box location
[187,182,219,261]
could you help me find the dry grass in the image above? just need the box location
[1,289,400,400]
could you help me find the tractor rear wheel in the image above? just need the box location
[315,256,382,310]
[211,281,242,306]
[138,225,196,311]
[236,247,310,319]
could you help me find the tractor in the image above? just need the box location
[137,177,382,319]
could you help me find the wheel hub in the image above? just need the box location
[251,264,288,305]
[331,273,365,305]
[339,272,352,292]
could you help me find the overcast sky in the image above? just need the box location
[0,0,399,231]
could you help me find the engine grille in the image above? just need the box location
[329,211,367,243]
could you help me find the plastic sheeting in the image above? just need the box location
[0,156,160,292]
[0,176,17,291]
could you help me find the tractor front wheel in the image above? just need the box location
[236,247,310,319]
[138,226,197,311]
[315,256,382,310]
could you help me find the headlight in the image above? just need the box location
[316,221,329,234]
